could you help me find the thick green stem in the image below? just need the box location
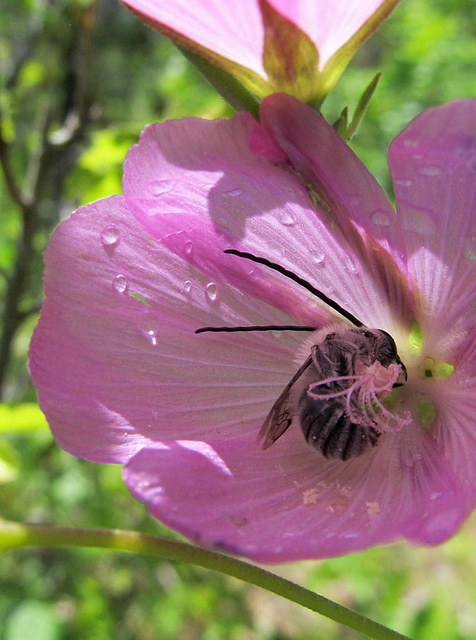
[0,520,410,640]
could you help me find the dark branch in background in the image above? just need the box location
[0,112,28,209]
[0,3,96,400]
[5,0,52,90]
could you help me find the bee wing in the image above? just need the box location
[258,355,313,449]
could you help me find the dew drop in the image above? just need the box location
[101,225,120,247]
[371,210,392,227]
[205,282,218,302]
[112,274,127,294]
[138,311,159,346]
[183,280,192,294]
[150,179,173,196]
[401,206,436,235]
[279,211,295,226]
[394,178,412,187]
[310,249,325,264]
[417,165,443,176]
[184,241,193,256]
[224,188,242,197]
[345,255,358,274]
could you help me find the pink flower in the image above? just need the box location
[121,0,400,101]
[30,95,476,562]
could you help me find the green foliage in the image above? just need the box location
[0,0,475,638]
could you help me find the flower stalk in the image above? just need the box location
[0,519,410,640]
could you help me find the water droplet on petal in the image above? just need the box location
[402,206,436,235]
[371,210,392,227]
[150,179,173,196]
[345,255,358,274]
[394,178,412,187]
[184,241,193,256]
[205,282,218,302]
[113,274,127,294]
[224,188,242,197]
[138,311,159,346]
[101,225,120,247]
[310,250,325,264]
[279,211,295,226]
[183,280,192,294]
[417,165,443,176]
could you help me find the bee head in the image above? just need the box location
[375,329,407,385]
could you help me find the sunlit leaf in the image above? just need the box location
[0,403,49,434]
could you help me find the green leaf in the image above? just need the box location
[0,403,49,434]
[0,437,20,483]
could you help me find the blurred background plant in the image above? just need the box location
[0,0,475,638]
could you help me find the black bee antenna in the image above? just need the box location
[196,324,316,334]
[224,249,364,328]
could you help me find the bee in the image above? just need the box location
[196,249,407,460]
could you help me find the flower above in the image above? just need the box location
[121,0,401,102]
[30,95,476,562]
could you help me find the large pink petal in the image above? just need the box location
[124,419,470,562]
[121,0,266,78]
[261,94,415,330]
[123,112,403,335]
[30,196,317,464]
[389,99,476,352]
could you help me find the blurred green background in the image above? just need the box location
[0,0,475,638]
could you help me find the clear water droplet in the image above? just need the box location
[401,206,436,235]
[150,179,173,196]
[394,178,412,187]
[279,211,295,226]
[138,311,159,346]
[224,188,242,197]
[345,255,358,274]
[113,274,127,294]
[101,225,120,247]
[371,210,392,227]
[417,165,443,176]
[310,250,325,264]
[205,282,218,302]
[183,280,192,294]
[184,241,193,256]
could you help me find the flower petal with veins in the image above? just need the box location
[30,97,476,561]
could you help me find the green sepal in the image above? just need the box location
[177,46,260,118]
[346,72,381,139]
[333,106,349,137]
[259,0,321,102]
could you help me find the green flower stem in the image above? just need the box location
[0,519,410,640]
